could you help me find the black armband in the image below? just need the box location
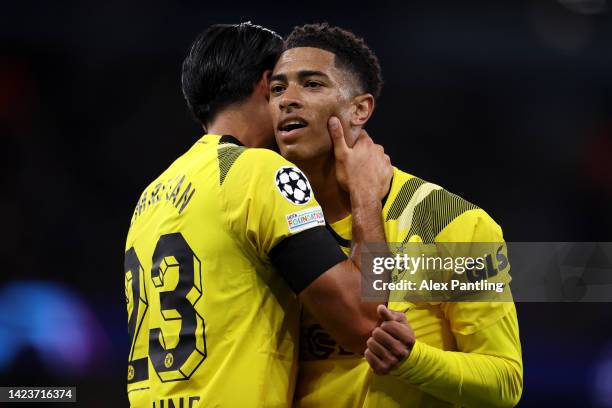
[269,226,348,294]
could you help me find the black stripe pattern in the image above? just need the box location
[403,188,479,244]
[385,178,427,221]
[384,176,480,244]
[217,145,246,185]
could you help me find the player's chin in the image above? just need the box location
[278,143,303,162]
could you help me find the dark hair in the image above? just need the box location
[285,23,383,100]
[181,22,283,125]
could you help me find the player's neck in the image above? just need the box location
[298,154,351,223]
[207,106,273,149]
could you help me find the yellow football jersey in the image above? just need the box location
[124,134,345,408]
[296,167,522,407]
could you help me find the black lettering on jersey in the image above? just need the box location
[175,182,195,214]
[467,244,506,283]
[131,191,149,225]
[165,176,177,200]
[130,175,197,225]
[138,191,148,216]
[125,247,149,383]
[150,233,206,381]
[151,183,163,205]
[168,175,185,203]
[300,324,355,360]
[153,396,200,408]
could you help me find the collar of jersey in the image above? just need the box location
[219,134,244,146]
[326,167,397,245]
[200,134,244,146]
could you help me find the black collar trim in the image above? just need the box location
[381,174,393,207]
[219,134,244,146]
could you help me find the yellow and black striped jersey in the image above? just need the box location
[296,167,521,408]
[124,134,345,408]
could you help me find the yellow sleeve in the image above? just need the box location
[438,208,514,334]
[390,208,523,406]
[390,306,523,407]
[220,147,325,259]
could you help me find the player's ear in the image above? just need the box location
[349,93,375,127]
[260,69,273,101]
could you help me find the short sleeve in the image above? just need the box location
[220,147,346,293]
[221,148,325,254]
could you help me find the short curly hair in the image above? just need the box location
[285,23,383,100]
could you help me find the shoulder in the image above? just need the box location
[387,168,503,242]
[224,147,296,180]
[224,147,310,193]
[220,147,316,206]
[238,148,297,172]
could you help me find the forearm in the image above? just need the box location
[391,339,522,407]
[350,190,385,265]
[351,187,390,286]
[349,189,389,319]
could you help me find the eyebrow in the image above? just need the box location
[270,70,329,82]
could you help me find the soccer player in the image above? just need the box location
[269,23,523,407]
[124,22,392,407]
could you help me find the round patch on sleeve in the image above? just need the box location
[274,166,313,205]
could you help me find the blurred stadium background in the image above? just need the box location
[1,0,611,406]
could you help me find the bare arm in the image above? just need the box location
[298,118,392,353]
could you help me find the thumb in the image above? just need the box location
[378,304,405,322]
[328,117,349,158]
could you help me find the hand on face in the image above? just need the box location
[364,305,416,375]
[328,117,392,200]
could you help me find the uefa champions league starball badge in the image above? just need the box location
[274,166,312,205]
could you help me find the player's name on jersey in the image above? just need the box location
[152,395,200,408]
[131,174,196,225]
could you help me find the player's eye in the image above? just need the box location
[271,84,285,94]
[304,81,322,89]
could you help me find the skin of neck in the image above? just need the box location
[206,92,276,150]
[294,151,352,224]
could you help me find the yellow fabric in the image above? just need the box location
[390,308,523,407]
[295,168,523,408]
[125,134,325,407]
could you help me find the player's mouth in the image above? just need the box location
[278,116,308,140]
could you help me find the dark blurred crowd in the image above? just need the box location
[1,1,611,406]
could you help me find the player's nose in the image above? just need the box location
[279,85,303,111]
